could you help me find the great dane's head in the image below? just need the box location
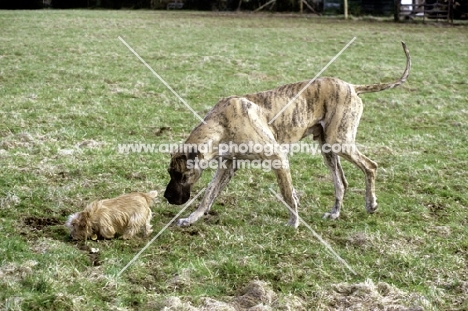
[164,152,202,205]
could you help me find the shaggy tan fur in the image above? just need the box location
[66,191,158,240]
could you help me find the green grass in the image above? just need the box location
[1,10,468,310]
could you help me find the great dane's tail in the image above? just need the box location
[354,42,411,95]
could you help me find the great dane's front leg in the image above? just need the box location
[274,166,300,228]
[177,159,235,226]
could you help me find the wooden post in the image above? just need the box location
[344,0,348,19]
[394,0,400,22]
[300,0,303,14]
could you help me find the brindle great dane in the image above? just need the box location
[164,42,411,228]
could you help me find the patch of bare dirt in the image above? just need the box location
[20,215,68,241]
[23,216,62,231]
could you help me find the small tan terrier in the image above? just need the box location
[66,191,158,240]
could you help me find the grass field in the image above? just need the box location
[1,10,468,310]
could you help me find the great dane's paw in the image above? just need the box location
[322,212,340,220]
[177,218,192,227]
[366,203,378,214]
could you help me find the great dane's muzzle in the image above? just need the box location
[164,178,191,205]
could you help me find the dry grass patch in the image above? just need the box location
[156,279,431,310]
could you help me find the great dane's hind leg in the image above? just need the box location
[177,159,236,226]
[315,125,348,219]
[319,92,378,218]
[274,165,300,228]
[339,149,378,214]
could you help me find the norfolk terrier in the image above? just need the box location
[66,191,158,240]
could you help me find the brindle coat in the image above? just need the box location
[164,42,411,227]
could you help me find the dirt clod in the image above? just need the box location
[23,216,62,231]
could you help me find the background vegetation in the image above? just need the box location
[0,10,467,310]
[0,0,309,11]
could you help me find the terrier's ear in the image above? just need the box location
[78,212,89,228]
